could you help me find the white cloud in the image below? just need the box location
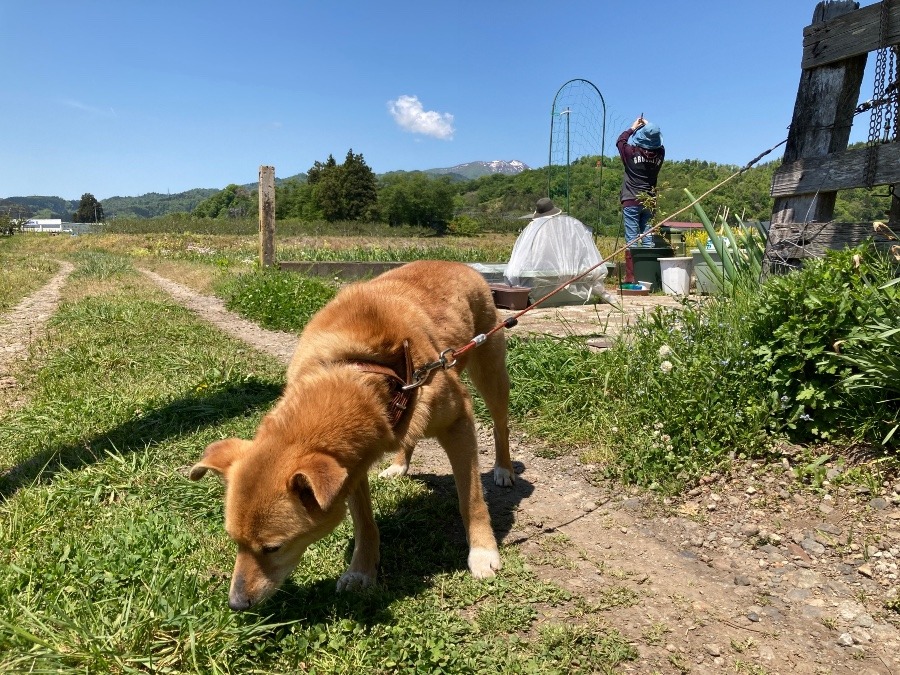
[388,95,454,140]
[61,99,117,118]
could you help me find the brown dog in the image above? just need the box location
[190,260,514,610]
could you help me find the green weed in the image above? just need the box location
[749,243,899,446]
[509,289,772,490]
[69,249,135,280]
[217,268,337,332]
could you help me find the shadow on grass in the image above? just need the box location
[0,379,283,499]
[245,469,534,626]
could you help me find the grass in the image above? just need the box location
[216,267,337,332]
[505,290,774,490]
[8,232,894,490]
[0,251,636,674]
[4,227,895,671]
[0,238,60,313]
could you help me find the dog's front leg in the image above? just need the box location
[378,440,415,479]
[337,473,380,591]
[439,417,502,579]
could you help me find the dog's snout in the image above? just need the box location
[228,575,253,611]
[228,594,253,611]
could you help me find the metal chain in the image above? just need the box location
[890,47,899,142]
[866,0,892,188]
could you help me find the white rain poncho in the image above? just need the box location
[504,213,610,307]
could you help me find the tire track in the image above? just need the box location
[0,261,75,390]
[139,269,297,364]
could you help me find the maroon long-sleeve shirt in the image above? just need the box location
[617,128,665,207]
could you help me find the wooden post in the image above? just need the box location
[775,1,864,224]
[258,165,275,267]
[766,0,865,272]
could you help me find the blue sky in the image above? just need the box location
[0,1,879,201]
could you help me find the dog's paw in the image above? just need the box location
[378,463,408,480]
[468,547,502,579]
[336,571,375,592]
[493,466,514,487]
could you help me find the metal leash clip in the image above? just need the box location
[402,348,457,391]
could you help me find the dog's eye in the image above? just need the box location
[261,544,281,554]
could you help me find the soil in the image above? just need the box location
[3,264,899,674]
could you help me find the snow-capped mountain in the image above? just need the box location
[426,160,530,180]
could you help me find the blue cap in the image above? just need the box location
[629,122,663,150]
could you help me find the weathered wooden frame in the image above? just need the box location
[766,0,896,270]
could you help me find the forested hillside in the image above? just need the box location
[456,155,889,232]
[101,189,218,218]
[0,196,77,220]
[4,153,890,229]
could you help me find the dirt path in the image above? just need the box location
[5,266,898,673]
[0,261,74,409]
[139,269,298,362]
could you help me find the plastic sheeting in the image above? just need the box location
[504,214,609,306]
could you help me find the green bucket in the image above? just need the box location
[631,247,674,292]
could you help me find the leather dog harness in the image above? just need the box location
[350,340,415,427]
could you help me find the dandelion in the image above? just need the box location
[660,360,674,374]
[658,344,672,358]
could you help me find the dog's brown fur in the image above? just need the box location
[190,260,513,610]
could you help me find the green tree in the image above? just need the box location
[378,172,455,228]
[73,193,104,223]
[340,149,378,221]
[306,154,337,186]
[307,150,378,222]
[312,160,343,221]
[275,178,320,219]
[193,184,255,218]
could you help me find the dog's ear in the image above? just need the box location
[189,438,249,481]
[289,455,348,513]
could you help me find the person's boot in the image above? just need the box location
[624,249,635,284]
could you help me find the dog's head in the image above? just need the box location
[190,371,393,610]
[190,433,350,610]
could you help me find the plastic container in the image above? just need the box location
[659,256,693,296]
[488,284,531,310]
[467,263,508,284]
[690,249,724,295]
[630,247,674,292]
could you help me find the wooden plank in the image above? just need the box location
[769,1,864,237]
[258,165,276,267]
[803,1,900,69]
[771,142,900,196]
[765,221,894,264]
